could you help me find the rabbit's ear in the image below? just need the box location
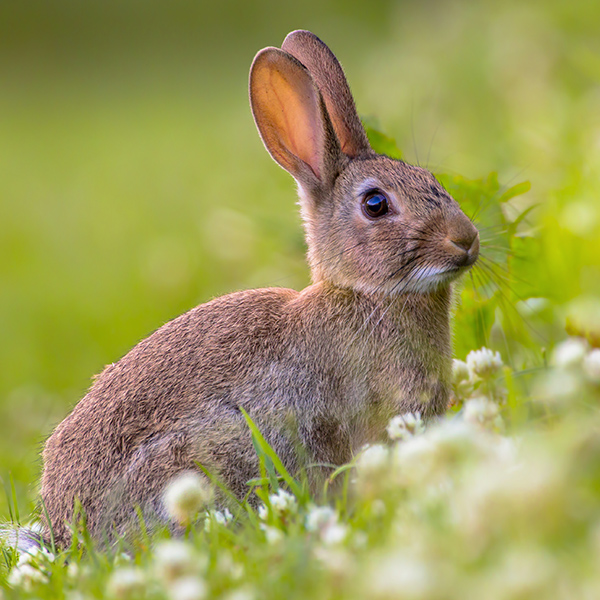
[250,47,342,190]
[282,30,371,158]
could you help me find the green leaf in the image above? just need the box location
[363,121,403,159]
[240,408,304,500]
[499,180,531,203]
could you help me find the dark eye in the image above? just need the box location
[363,192,389,219]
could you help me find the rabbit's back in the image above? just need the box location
[41,287,304,545]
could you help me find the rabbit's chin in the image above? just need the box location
[398,264,468,294]
[356,264,469,296]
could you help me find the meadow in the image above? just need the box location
[2,0,600,597]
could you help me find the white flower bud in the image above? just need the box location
[154,540,197,583]
[356,444,389,474]
[269,489,297,517]
[466,347,503,379]
[7,563,48,591]
[164,472,212,525]
[463,397,503,431]
[552,338,587,369]
[107,567,146,600]
[386,412,425,442]
[452,359,470,384]
[584,349,600,382]
[305,505,338,532]
[166,576,207,600]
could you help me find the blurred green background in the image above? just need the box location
[1,0,599,517]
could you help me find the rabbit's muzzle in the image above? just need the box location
[444,216,480,269]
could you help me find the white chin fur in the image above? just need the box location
[399,265,460,294]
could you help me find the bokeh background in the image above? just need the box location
[1,0,599,517]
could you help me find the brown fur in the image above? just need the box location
[40,30,478,548]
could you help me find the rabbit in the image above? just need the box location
[33,29,479,549]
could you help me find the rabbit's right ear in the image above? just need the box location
[282,30,371,159]
[249,47,342,192]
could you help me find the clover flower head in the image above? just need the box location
[584,349,600,382]
[356,444,389,474]
[164,472,212,525]
[553,337,587,369]
[452,359,470,384]
[320,523,348,546]
[107,567,146,600]
[387,412,425,442]
[7,562,48,591]
[166,576,207,600]
[268,489,297,518]
[306,505,338,533]
[204,508,233,532]
[154,540,197,583]
[463,397,502,431]
[466,347,503,379]
[260,524,284,545]
[368,553,435,600]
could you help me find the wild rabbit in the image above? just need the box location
[36,29,479,548]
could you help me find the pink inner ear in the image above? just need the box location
[254,54,325,180]
[267,67,324,179]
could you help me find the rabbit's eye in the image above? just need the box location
[363,192,389,219]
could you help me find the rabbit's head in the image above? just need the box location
[250,30,478,296]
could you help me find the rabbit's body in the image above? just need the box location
[38,30,479,548]
[42,282,451,546]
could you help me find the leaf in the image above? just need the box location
[363,121,403,159]
[507,203,539,236]
[498,180,531,203]
[240,408,304,499]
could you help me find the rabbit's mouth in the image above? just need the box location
[398,263,473,294]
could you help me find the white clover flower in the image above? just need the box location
[455,452,563,544]
[452,359,470,384]
[552,337,587,369]
[584,349,600,382]
[305,505,338,532]
[166,575,207,600]
[17,545,55,566]
[7,545,55,591]
[356,444,389,474]
[154,540,197,583]
[368,553,435,600]
[490,548,555,598]
[534,369,581,404]
[463,397,503,431]
[386,412,425,442]
[107,567,146,600]
[221,587,255,600]
[67,561,80,581]
[466,347,503,379]
[313,546,352,576]
[204,508,233,531]
[164,472,212,525]
[269,489,298,517]
[260,525,284,545]
[7,562,48,591]
[257,504,269,521]
[392,434,439,487]
[320,523,348,546]
[305,504,347,545]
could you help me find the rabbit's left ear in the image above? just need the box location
[282,30,371,158]
[249,47,342,192]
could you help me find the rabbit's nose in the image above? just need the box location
[450,231,479,254]
[445,219,479,267]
